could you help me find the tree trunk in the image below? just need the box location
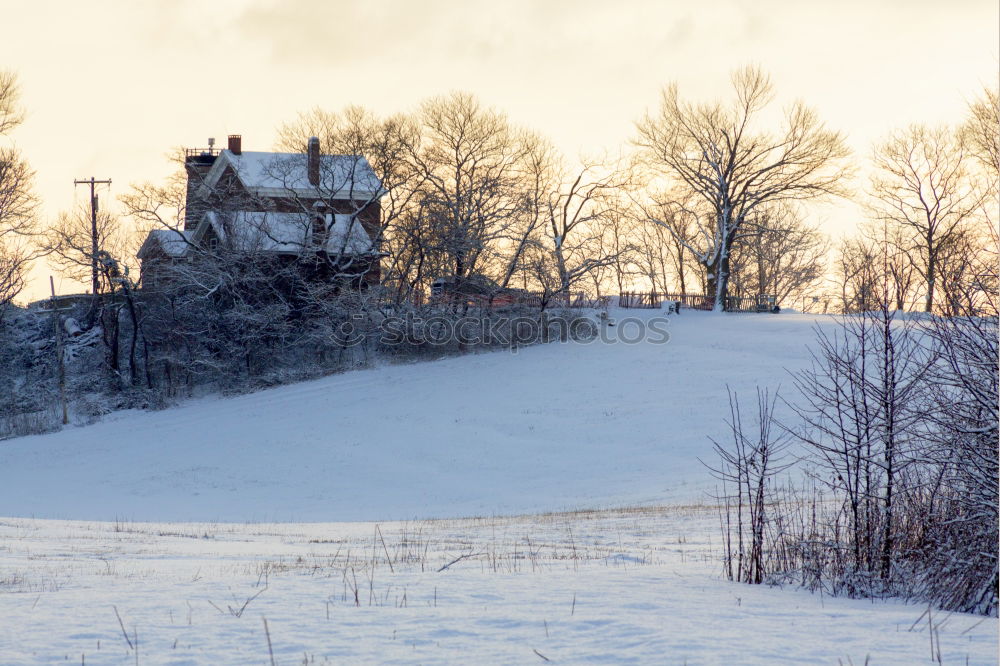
[712,211,734,311]
[925,250,936,313]
[712,249,731,311]
[677,243,687,294]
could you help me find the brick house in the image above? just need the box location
[138,135,385,292]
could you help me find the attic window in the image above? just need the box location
[203,227,220,251]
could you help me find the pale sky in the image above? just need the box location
[3,0,997,301]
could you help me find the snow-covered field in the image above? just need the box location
[2,508,996,664]
[1,310,996,663]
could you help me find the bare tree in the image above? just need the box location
[792,305,931,585]
[585,201,638,297]
[661,202,702,295]
[275,105,422,256]
[0,71,38,314]
[933,224,994,315]
[633,213,676,295]
[960,87,1000,316]
[42,203,149,386]
[834,235,879,314]
[962,87,1000,180]
[836,221,921,314]
[0,72,24,135]
[728,205,829,306]
[735,297,996,614]
[868,125,983,313]
[919,304,998,614]
[44,204,132,294]
[704,387,793,584]
[539,160,627,301]
[274,98,635,307]
[119,148,189,235]
[409,93,531,288]
[483,130,554,294]
[634,65,851,310]
[876,221,921,312]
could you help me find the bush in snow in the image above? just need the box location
[711,304,998,616]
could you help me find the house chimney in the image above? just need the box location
[228,134,242,155]
[307,136,320,187]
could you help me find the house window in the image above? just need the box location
[312,214,326,246]
[202,226,220,252]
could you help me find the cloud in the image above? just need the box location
[234,0,446,67]
[231,0,670,68]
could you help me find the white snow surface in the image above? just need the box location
[4,310,822,523]
[1,508,995,664]
[139,229,191,258]
[213,150,383,197]
[1,310,997,663]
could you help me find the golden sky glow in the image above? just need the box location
[3,0,997,300]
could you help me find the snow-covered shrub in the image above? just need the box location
[713,307,998,616]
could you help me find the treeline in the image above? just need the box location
[4,68,995,320]
[121,70,853,311]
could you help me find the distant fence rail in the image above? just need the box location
[660,293,713,310]
[423,290,612,311]
[619,291,663,309]
[628,292,778,313]
[725,295,778,313]
[407,289,778,313]
[549,291,611,309]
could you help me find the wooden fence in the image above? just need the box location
[619,291,662,309]
[550,292,611,309]
[421,290,613,311]
[660,292,713,310]
[637,292,778,312]
[725,295,778,313]
[516,291,610,309]
[413,288,776,312]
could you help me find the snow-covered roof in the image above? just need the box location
[137,229,192,260]
[198,210,375,255]
[201,150,384,200]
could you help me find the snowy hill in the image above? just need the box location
[2,310,823,523]
[2,310,997,665]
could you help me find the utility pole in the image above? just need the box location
[73,177,112,299]
[45,276,72,425]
